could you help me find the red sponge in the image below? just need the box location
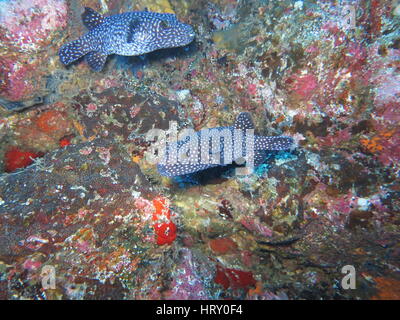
[4,147,40,172]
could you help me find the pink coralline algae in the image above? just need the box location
[22,259,42,271]
[240,217,273,238]
[370,48,400,120]
[286,72,318,101]
[86,103,98,113]
[0,0,68,101]
[134,197,155,218]
[0,57,37,101]
[361,47,400,165]
[164,249,210,300]
[318,127,351,148]
[2,0,400,301]
[371,127,400,166]
[0,0,68,53]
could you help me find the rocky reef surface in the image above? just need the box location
[0,0,399,300]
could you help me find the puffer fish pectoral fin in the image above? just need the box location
[234,112,254,130]
[81,7,105,30]
[127,19,142,43]
[85,51,108,71]
[254,150,269,167]
[233,151,267,168]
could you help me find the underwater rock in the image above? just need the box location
[0,0,399,300]
[0,138,151,257]
[73,87,183,143]
[165,248,216,299]
[0,0,68,102]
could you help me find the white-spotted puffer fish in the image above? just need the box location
[59,7,195,71]
[157,112,295,177]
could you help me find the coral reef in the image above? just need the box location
[0,0,399,300]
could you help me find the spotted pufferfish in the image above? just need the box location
[157,112,295,177]
[59,7,195,71]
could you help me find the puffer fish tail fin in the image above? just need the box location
[82,7,105,30]
[59,39,91,66]
[255,136,294,151]
[85,51,108,72]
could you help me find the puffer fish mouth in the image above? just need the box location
[184,25,196,40]
[184,35,196,45]
[176,34,195,47]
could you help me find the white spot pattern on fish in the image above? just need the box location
[157,112,295,177]
[59,7,195,71]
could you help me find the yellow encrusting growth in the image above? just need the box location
[72,120,86,141]
[144,0,175,14]
[131,155,141,164]
[360,129,395,154]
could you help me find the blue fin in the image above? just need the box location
[234,112,254,130]
[85,51,108,71]
[127,19,141,43]
[82,7,104,30]
[59,39,90,65]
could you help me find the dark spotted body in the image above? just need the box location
[157,112,295,177]
[59,7,195,71]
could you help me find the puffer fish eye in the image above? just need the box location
[160,20,171,29]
